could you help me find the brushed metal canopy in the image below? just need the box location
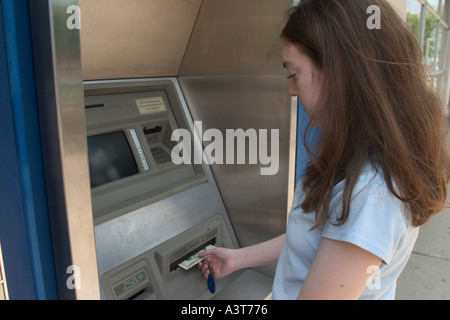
[79,0,202,79]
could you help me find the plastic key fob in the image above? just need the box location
[207,274,216,294]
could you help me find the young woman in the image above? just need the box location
[198,0,450,300]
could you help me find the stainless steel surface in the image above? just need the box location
[212,269,273,300]
[29,0,100,299]
[178,0,294,276]
[79,0,203,80]
[179,0,290,76]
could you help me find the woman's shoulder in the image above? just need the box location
[329,159,386,200]
[330,159,410,223]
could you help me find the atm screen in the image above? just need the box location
[88,131,139,188]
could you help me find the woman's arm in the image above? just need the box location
[298,238,382,300]
[235,234,286,269]
[198,234,286,279]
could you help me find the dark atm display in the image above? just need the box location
[88,131,139,188]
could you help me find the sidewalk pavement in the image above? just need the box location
[396,196,450,300]
[396,131,450,300]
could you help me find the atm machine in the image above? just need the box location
[84,78,253,299]
[28,0,295,300]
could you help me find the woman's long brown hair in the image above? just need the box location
[282,0,450,229]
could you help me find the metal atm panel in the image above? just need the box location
[79,0,202,79]
[29,0,100,299]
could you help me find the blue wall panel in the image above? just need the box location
[0,0,57,299]
[294,102,320,187]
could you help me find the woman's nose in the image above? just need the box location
[289,82,298,97]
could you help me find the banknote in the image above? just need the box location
[178,244,216,270]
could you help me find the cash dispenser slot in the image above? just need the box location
[169,237,216,272]
[155,224,220,277]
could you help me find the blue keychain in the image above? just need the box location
[207,274,216,294]
[206,263,216,294]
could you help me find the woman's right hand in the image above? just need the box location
[197,234,286,280]
[197,247,238,280]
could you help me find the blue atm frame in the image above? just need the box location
[294,102,320,188]
[0,0,57,299]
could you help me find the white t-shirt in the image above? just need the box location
[272,162,419,300]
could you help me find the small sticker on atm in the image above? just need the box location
[136,97,167,115]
